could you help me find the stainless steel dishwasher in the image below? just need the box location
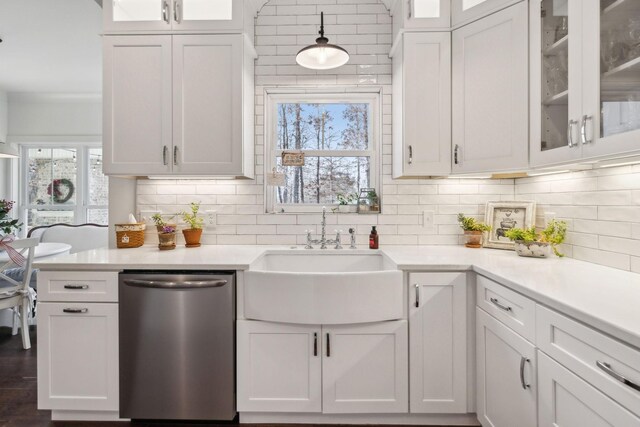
[119,271,235,421]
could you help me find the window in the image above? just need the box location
[265,92,380,213]
[20,145,108,230]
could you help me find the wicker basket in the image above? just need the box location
[115,223,146,249]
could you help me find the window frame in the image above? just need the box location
[18,141,107,230]
[264,89,382,214]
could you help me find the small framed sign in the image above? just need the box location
[484,201,537,250]
[282,151,305,167]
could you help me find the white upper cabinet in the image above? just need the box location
[531,0,640,168]
[392,32,451,177]
[452,0,522,27]
[104,0,246,33]
[452,1,529,174]
[392,0,451,35]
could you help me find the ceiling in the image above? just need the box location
[0,0,102,93]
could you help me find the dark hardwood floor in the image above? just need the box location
[0,326,461,427]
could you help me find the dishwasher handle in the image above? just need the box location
[122,278,228,289]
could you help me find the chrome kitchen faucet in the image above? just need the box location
[305,206,345,249]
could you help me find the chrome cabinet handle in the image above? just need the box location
[408,0,412,18]
[490,297,512,312]
[174,0,181,23]
[454,144,460,165]
[520,357,531,390]
[597,361,640,392]
[313,333,318,357]
[326,333,331,357]
[581,115,593,145]
[173,146,178,166]
[162,1,170,23]
[568,119,579,148]
[408,145,413,165]
[163,146,168,165]
[415,284,420,308]
[64,284,89,290]
[63,308,88,314]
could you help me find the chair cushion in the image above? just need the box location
[0,268,38,290]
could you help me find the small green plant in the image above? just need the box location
[505,220,567,257]
[0,200,22,235]
[336,193,357,206]
[181,202,204,230]
[151,213,166,227]
[457,214,492,232]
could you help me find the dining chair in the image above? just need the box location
[0,238,38,350]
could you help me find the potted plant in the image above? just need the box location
[151,213,176,232]
[180,202,204,248]
[157,225,177,251]
[336,193,357,213]
[0,200,22,238]
[457,214,492,248]
[504,219,567,258]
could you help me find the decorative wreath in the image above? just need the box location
[46,178,75,204]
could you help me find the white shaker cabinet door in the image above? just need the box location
[103,35,173,176]
[322,320,408,414]
[452,1,529,174]
[237,320,322,413]
[476,308,536,427]
[172,35,244,176]
[37,303,119,411]
[538,352,640,427]
[409,272,467,413]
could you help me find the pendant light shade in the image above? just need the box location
[0,141,19,158]
[296,12,349,70]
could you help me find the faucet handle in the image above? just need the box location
[334,229,343,250]
[305,230,313,249]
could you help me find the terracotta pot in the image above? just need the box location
[463,230,483,248]
[158,232,176,251]
[182,228,203,248]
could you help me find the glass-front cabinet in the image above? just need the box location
[452,0,520,26]
[104,0,242,33]
[532,0,640,167]
[392,0,450,37]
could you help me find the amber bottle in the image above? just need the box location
[369,226,379,249]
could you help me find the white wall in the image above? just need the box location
[136,0,515,247]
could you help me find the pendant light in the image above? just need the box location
[0,141,19,158]
[296,12,349,70]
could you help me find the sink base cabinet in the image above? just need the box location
[237,320,408,415]
[476,308,536,427]
[37,302,119,412]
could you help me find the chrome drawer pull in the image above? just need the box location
[520,357,530,390]
[63,308,88,314]
[597,361,640,393]
[490,297,512,312]
[64,284,89,290]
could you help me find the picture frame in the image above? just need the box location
[484,201,536,250]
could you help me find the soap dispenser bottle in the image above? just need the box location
[369,226,379,249]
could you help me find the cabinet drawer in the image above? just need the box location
[476,275,535,342]
[537,305,640,417]
[37,271,118,303]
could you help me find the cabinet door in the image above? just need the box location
[103,36,173,176]
[237,320,322,413]
[581,0,640,161]
[173,35,244,175]
[103,0,172,33]
[476,308,536,427]
[393,32,451,178]
[530,0,583,167]
[172,0,244,32]
[322,321,408,414]
[538,351,640,427]
[452,0,522,27]
[409,272,467,413]
[37,303,119,411]
[452,2,529,174]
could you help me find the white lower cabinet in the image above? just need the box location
[476,308,536,427]
[37,302,119,411]
[409,272,468,413]
[538,351,640,427]
[237,319,408,414]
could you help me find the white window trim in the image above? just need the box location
[264,89,382,214]
[18,141,106,232]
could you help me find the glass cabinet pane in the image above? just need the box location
[413,0,441,18]
[182,0,232,21]
[462,0,488,11]
[112,0,163,22]
[600,0,640,138]
[540,0,570,152]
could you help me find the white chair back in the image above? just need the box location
[29,224,108,254]
[0,238,38,294]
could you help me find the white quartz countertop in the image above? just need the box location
[35,244,640,350]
